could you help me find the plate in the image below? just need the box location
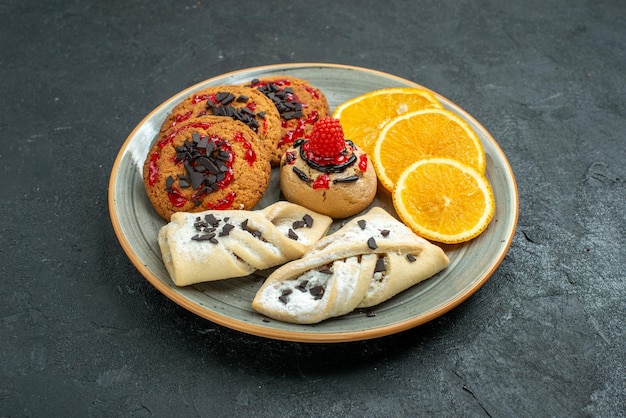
[108,63,518,343]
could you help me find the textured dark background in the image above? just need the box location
[1,0,624,416]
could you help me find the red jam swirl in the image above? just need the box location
[232,131,256,166]
[277,110,320,148]
[148,152,160,186]
[191,94,213,104]
[158,119,215,150]
[160,112,193,144]
[158,132,176,149]
[159,116,199,148]
[167,187,187,208]
[206,192,236,210]
[190,121,213,130]
[304,86,320,99]
[218,170,234,189]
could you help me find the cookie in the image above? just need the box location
[242,76,331,165]
[280,138,377,219]
[159,85,282,161]
[280,117,377,219]
[143,118,271,220]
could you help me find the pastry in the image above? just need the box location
[251,207,449,324]
[243,76,330,165]
[143,117,271,220]
[279,117,377,218]
[159,85,282,159]
[158,202,333,286]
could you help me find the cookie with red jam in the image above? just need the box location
[144,118,271,220]
[280,117,377,219]
[242,76,330,166]
[159,86,281,161]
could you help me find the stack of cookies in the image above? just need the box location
[143,76,330,220]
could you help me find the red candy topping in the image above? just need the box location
[284,151,297,165]
[312,174,331,190]
[302,117,346,163]
[289,118,365,186]
[358,154,368,172]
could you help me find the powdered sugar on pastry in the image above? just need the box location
[252,206,449,324]
[158,201,333,286]
[252,254,376,324]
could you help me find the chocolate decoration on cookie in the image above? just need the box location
[205,93,262,133]
[279,117,378,218]
[143,117,271,220]
[243,76,330,165]
[157,86,282,164]
[296,139,358,174]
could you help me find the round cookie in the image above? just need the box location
[144,118,271,220]
[242,76,330,166]
[280,138,377,219]
[159,85,282,162]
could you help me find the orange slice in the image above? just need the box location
[332,88,443,156]
[373,108,485,191]
[393,157,495,244]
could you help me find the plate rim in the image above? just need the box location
[108,62,519,343]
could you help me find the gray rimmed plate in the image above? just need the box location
[108,63,518,343]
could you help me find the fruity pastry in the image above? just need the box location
[158,202,333,286]
[280,117,377,219]
[252,207,449,324]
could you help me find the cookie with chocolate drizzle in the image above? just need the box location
[279,117,377,218]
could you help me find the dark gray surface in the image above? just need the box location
[1,0,624,416]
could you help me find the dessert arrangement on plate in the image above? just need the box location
[141,75,495,325]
